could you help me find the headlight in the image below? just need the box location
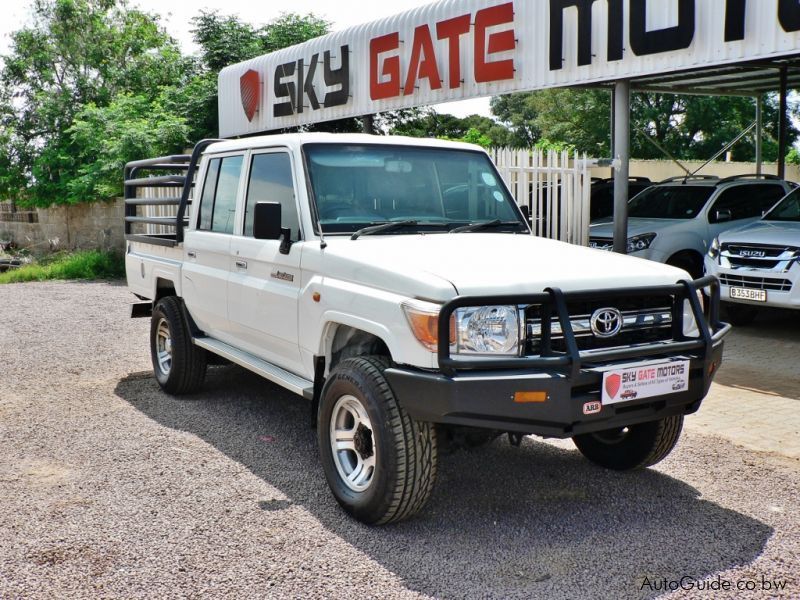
[627,232,657,253]
[682,291,705,338]
[454,305,520,355]
[707,237,720,260]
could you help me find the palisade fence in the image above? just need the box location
[491,148,593,246]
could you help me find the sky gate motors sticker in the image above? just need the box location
[601,360,691,405]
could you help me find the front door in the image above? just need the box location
[228,150,304,374]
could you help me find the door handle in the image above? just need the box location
[235,260,248,270]
[187,251,196,259]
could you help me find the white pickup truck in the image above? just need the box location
[124,133,729,524]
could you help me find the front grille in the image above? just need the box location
[719,274,793,292]
[525,295,675,355]
[721,243,799,272]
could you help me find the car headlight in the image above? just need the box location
[454,305,521,355]
[627,232,657,253]
[682,291,705,338]
[707,237,720,260]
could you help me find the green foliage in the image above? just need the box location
[786,147,800,165]
[389,109,511,147]
[492,89,799,162]
[0,4,333,207]
[534,138,576,153]
[0,249,125,283]
[0,0,189,207]
[67,94,190,201]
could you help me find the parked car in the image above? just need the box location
[589,174,794,278]
[124,134,729,524]
[705,185,800,324]
[590,176,653,221]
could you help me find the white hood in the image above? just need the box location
[320,233,689,301]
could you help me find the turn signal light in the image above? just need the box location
[514,391,548,403]
[403,303,456,352]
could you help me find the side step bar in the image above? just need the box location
[193,336,314,399]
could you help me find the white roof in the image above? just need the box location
[205,133,484,155]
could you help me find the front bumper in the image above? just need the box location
[705,258,800,310]
[386,276,730,438]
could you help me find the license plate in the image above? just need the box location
[730,287,767,302]
[601,359,690,405]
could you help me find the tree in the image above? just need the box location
[387,109,512,147]
[491,88,799,161]
[0,0,188,206]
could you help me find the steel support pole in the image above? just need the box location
[755,95,763,176]
[778,67,788,180]
[610,88,616,179]
[613,80,631,254]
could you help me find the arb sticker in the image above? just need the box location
[583,401,602,415]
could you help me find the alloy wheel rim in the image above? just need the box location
[155,318,172,375]
[330,395,377,492]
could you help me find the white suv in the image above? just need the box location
[705,186,800,324]
[589,175,793,277]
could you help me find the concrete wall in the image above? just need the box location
[0,199,125,252]
[589,160,800,182]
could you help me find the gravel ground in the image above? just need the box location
[0,280,798,599]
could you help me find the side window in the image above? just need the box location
[244,152,300,240]
[709,185,784,223]
[197,159,220,231]
[196,155,243,234]
[754,184,787,215]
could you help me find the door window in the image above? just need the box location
[196,155,244,234]
[244,152,300,240]
[709,184,786,223]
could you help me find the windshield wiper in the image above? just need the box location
[449,219,522,233]
[351,220,418,240]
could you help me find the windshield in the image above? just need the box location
[627,185,714,219]
[304,144,525,234]
[764,188,800,222]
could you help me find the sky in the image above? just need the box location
[0,0,492,118]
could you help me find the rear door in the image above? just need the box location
[181,153,245,341]
[227,148,304,374]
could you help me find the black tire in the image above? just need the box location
[318,356,438,524]
[724,303,759,326]
[572,415,684,471]
[150,296,207,394]
[667,254,703,280]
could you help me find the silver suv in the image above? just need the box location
[588,175,794,278]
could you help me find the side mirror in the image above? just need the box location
[519,204,531,224]
[715,209,732,223]
[254,202,282,240]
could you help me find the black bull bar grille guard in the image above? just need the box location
[436,275,731,378]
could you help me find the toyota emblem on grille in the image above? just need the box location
[590,308,623,338]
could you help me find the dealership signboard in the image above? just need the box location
[218,0,800,137]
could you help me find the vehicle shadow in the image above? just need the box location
[115,366,772,599]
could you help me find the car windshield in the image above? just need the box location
[763,188,800,222]
[304,143,525,234]
[627,186,715,219]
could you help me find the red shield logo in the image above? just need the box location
[605,373,621,399]
[240,69,260,122]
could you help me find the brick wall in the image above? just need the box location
[0,199,125,252]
